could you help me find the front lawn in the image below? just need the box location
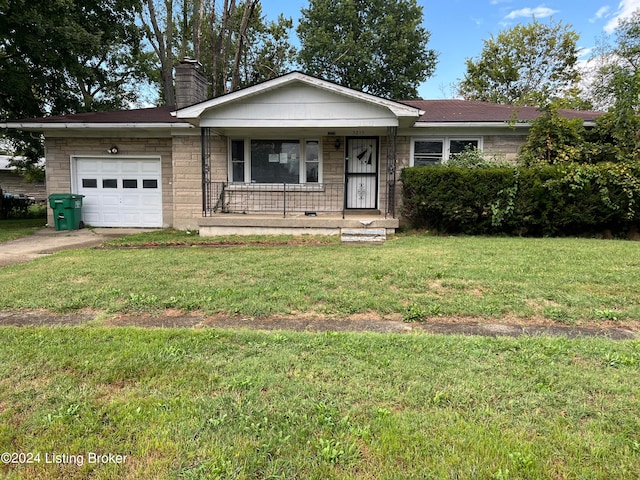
[0,218,46,243]
[1,327,638,479]
[0,234,639,324]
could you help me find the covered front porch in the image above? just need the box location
[198,132,401,237]
[171,72,423,236]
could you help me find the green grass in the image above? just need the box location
[0,217,47,243]
[0,234,639,324]
[100,228,340,248]
[1,230,639,477]
[1,327,639,479]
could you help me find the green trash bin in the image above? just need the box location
[48,193,85,231]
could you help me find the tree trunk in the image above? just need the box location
[193,0,206,62]
[144,0,175,106]
[230,0,257,91]
[211,0,233,96]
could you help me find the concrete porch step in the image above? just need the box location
[341,228,387,244]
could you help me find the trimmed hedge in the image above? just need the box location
[401,163,640,236]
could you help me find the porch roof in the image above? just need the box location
[174,72,424,130]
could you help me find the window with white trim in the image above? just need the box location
[230,139,322,184]
[411,137,482,166]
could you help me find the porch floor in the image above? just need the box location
[198,212,399,236]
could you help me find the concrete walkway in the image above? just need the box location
[0,227,153,267]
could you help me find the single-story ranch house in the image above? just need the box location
[4,62,601,236]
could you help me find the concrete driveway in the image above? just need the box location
[0,228,152,267]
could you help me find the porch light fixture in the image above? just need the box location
[334,138,341,150]
[108,146,119,155]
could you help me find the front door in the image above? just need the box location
[345,137,378,209]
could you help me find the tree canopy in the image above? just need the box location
[297,0,437,99]
[586,10,640,159]
[140,0,296,103]
[1,0,151,119]
[458,19,583,108]
[1,0,153,164]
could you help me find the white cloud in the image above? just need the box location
[604,0,640,33]
[505,6,560,20]
[577,46,594,59]
[590,6,611,22]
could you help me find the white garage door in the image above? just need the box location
[75,158,163,227]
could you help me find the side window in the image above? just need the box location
[305,140,319,183]
[231,140,245,182]
[450,139,479,156]
[414,140,443,166]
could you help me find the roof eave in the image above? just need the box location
[413,121,532,128]
[3,122,194,131]
[413,120,598,128]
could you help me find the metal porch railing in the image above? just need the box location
[203,183,346,218]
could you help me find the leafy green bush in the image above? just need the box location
[447,146,492,168]
[1,195,30,219]
[401,162,640,236]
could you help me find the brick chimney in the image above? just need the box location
[175,59,208,109]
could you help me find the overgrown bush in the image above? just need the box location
[401,162,640,236]
[0,190,45,220]
[1,196,30,219]
[447,146,497,168]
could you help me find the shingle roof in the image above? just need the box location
[17,106,186,124]
[12,100,603,126]
[400,99,603,123]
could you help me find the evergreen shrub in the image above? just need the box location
[401,162,640,236]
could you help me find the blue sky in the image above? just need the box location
[261,0,640,99]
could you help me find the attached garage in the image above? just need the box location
[73,157,163,227]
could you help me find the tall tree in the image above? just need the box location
[1,0,152,165]
[297,0,437,99]
[589,10,640,111]
[458,19,582,107]
[141,0,177,105]
[141,0,295,101]
[587,10,640,160]
[240,13,296,87]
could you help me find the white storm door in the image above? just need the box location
[345,137,378,209]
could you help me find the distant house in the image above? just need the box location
[3,63,602,235]
[0,155,46,202]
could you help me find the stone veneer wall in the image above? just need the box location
[172,133,228,230]
[482,134,528,163]
[45,136,173,227]
[321,136,345,185]
[43,132,529,230]
[394,136,411,216]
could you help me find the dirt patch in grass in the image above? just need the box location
[0,309,637,340]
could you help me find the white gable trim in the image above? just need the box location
[173,72,423,122]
